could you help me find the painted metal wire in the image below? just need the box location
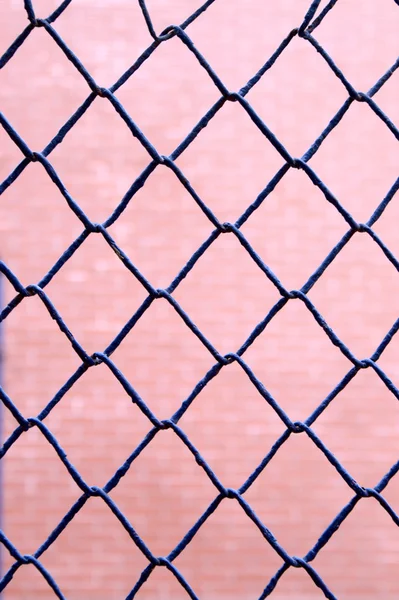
[1,0,399,598]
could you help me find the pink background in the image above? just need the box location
[1,0,399,598]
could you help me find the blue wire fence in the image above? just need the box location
[1,0,399,598]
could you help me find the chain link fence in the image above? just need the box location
[1,0,399,598]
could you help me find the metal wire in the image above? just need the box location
[1,0,399,598]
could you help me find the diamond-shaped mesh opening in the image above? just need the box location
[1,0,399,598]
[174,499,283,599]
[308,233,399,357]
[241,167,348,290]
[2,293,83,416]
[313,369,399,487]
[49,95,151,223]
[3,426,80,555]
[108,164,214,288]
[40,496,150,600]
[115,35,220,154]
[188,0,314,89]
[44,363,151,486]
[0,26,88,148]
[111,297,216,419]
[44,232,149,353]
[244,299,350,421]
[176,100,284,222]
[179,361,285,489]
[109,429,217,557]
[54,0,152,87]
[247,35,348,156]
[0,162,83,283]
[174,232,281,353]
[314,0,399,90]
[310,101,399,222]
[245,433,353,557]
[313,499,399,599]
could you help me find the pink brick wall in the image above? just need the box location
[1,0,399,598]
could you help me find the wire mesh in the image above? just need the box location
[1,0,399,598]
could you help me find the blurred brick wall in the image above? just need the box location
[1,0,399,598]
